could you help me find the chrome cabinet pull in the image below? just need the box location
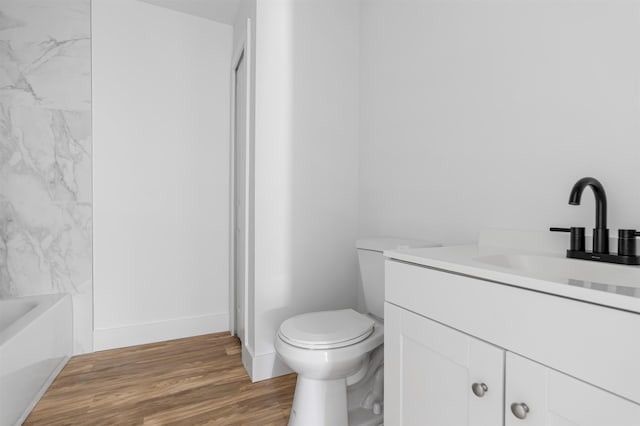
[471,382,488,397]
[510,402,530,420]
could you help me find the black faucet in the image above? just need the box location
[551,177,640,265]
[568,177,609,254]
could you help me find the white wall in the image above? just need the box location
[92,0,232,349]
[360,0,640,245]
[247,0,361,380]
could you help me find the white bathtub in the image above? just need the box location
[0,294,73,425]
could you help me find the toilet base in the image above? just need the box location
[347,346,384,426]
[289,376,348,426]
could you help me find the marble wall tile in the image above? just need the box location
[0,0,92,354]
[1,106,92,203]
[0,0,90,111]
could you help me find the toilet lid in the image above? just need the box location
[278,309,375,350]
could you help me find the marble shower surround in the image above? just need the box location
[0,0,92,353]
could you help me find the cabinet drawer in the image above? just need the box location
[385,259,640,404]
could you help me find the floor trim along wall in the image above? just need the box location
[242,344,293,382]
[242,343,254,378]
[93,313,229,351]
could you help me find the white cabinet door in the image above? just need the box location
[385,302,505,426]
[506,353,640,426]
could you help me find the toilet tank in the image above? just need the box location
[356,238,440,318]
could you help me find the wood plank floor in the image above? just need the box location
[24,333,297,425]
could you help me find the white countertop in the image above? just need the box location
[385,242,640,315]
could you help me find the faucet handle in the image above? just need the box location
[550,227,585,252]
[618,229,640,257]
[619,229,640,238]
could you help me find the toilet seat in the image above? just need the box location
[278,309,374,350]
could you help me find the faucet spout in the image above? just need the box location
[568,177,607,230]
[568,177,609,253]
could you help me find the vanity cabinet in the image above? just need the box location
[384,259,640,426]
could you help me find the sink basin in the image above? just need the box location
[474,253,640,293]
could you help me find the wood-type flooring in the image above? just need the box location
[24,333,296,425]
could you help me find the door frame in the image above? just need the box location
[229,19,252,342]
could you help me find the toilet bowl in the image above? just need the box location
[275,237,440,426]
[275,310,384,426]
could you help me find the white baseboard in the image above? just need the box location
[242,343,253,378]
[93,312,228,351]
[242,345,293,382]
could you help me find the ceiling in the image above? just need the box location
[139,0,240,25]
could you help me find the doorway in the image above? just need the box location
[231,48,247,342]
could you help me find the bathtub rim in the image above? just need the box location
[0,294,69,347]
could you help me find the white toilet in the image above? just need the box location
[275,237,440,426]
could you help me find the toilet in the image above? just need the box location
[275,237,440,426]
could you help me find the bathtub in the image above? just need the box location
[0,294,73,425]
